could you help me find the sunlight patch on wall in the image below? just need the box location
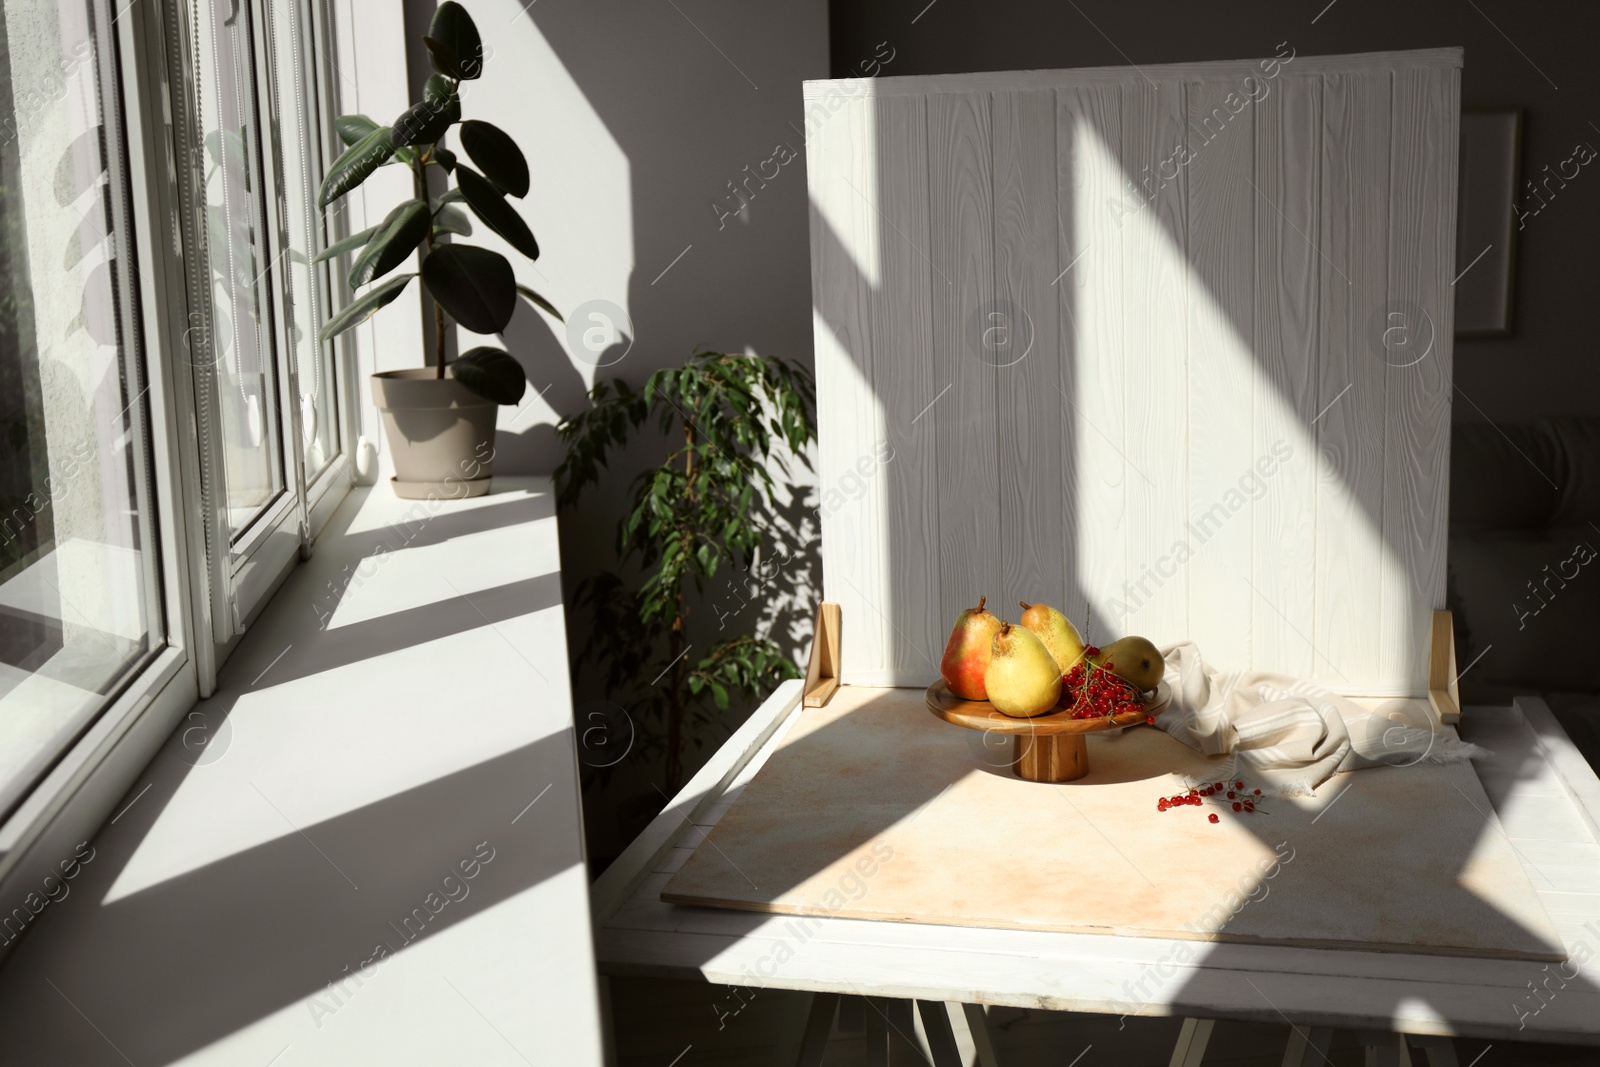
[465,16,630,391]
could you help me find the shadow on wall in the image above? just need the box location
[826,0,1600,427]
[398,0,823,475]
[394,1,829,864]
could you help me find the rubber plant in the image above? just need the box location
[556,351,817,790]
[315,1,559,405]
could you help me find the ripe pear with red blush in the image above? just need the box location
[940,596,1002,700]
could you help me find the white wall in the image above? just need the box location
[400,0,828,478]
[388,1,829,860]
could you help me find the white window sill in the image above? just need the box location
[0,477,605,1065]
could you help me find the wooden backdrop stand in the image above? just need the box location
[1428,609,1462,725]
[802,602,841,708]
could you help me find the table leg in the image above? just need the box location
[838,995,865,1034]
[795,991,839,1067]
[1406,1035,1460,1067]
[1357,1031,1414,1067]
[1168,1017,1215,1067]
[916,1000,965,1067]
[952,1002,1003,1067]
[865,996,890,1067]
[1280,1025,1334,1067]
[886,998,933,1065]
[597,975,618,1067]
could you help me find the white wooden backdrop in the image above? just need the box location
[805,49,1460,697]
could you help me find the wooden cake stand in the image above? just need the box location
[925,680,1171,782]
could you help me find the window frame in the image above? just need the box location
[0,0,201,947]
[0,0,359,956]
[160,0,359,675]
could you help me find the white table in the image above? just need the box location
[593,680,1600,1061]
[0,478,604,1065]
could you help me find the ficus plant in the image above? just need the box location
[556,351,817,790]
[314,2,559,403]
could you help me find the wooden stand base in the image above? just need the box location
[1013,733,1088,782]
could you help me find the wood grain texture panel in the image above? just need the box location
[803,53,1459,695]
[1183,79,1256,670]
[801,49,1462,100]
[868,93,943,679]
[928,92,1000,629]
[991,88,1067,621]
[1058,85,1126,639]
[806,96,888,680]
[1380,67,1458,692]
[1315,72,1391,694]
[1119,81,1190,648]
[1252,76,1322,679]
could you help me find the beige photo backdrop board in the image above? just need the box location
[663,687,1563,961]
[806,48,1460,696]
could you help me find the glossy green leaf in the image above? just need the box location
[459,120,529,198]
[420,33,451,75]
[428,2,483,80]
[451,346,526,405]
[390,93,458,149]
[320,273,415,339]
[456,166,539,260]
[429,147,456,173]
[312,223,379,264]
[333,114,379,147]
[318,126,394,208]
[348,199,430,288]
[423,74,452,106]
[515,283,562,322]
[420,244,515,334]
[433,204,473,237]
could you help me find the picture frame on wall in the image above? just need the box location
[1455,106,1523,338]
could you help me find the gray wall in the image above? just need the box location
[400,0,829,863]
[828,0,1600,426]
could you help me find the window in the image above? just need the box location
[164,0,350,638]
[0,0,353,918]
[0,0,165,822]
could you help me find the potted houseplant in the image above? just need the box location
[556,350,817,791]
[315,1,559,498]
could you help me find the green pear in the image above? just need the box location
[984,621,1063,718]
[1018,601,1087,674]
[1090,635,1164,692]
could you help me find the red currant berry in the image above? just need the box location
[1232,801,1242,812]
[1208,813,1219,824]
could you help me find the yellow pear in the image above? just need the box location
[1018,601,1087,674]
[984,621,1063,718]
[1090,635,1164,692]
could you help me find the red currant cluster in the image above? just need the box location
[1156,780,1267,824]
[1061,646,1145,720]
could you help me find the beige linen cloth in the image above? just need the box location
[1152,642,1487,796]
